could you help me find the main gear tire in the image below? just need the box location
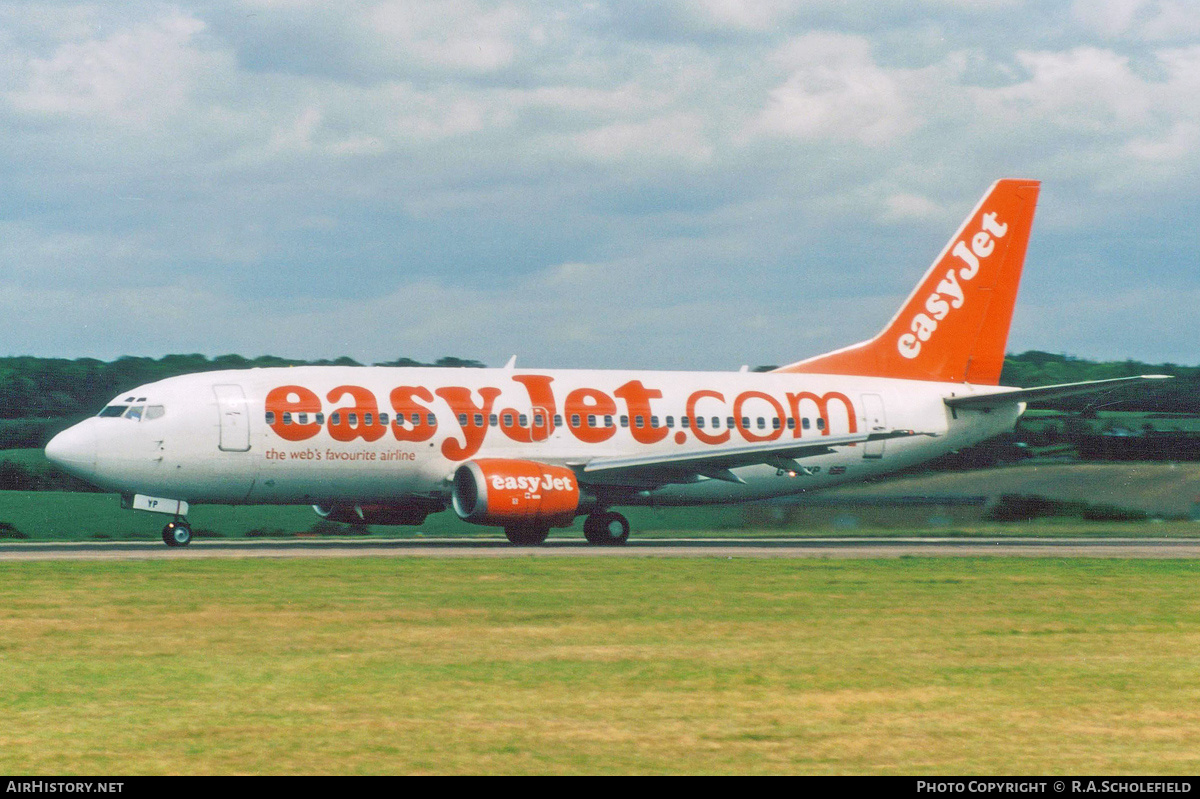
[583,511,630,546]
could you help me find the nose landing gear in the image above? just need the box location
[162,519,192,547]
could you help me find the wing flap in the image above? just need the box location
[574,429,929,488]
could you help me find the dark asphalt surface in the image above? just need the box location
[4,537,1200,560]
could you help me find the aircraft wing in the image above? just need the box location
[571,429,930,488]
[944,375,1173,411]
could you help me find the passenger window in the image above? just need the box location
[682,416,690,428]
[298,413,309,425]
[571,414,581,428]
[695,417,705,429]
[283,413,293,425]
[772,418,780,430]
[635,416,644,428]
[817,418,826,430]
[316,413,325,425]
[427,413,436,426]
[757,417,765,430]
[458,413,468,426]
[553,415,564,427]
[650,416,659,428]
[490,414,499,427]
[331,413,341,425]
[519,414,528,427]
[378,413,388,425]
[265,411,276,425]
[587,414,596,428]
[666,416,674,428]
[474,413,484,427]
[503,413,514,426]
[802,418,811,430]
[620,416,629,428]
[364,413,373,426]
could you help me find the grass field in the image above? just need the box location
[2,557,1199,774]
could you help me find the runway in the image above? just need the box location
[4,537,1200,560]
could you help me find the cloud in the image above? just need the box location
[749,33,923,146]
[570,113,714,164]
[677,0,806,32]
[881,193,946,223]
[1072,0,1200,41]
[368,0,532,74]
[994,48,1152,132]
[1124,121,1200,162]
[7,13,212,123]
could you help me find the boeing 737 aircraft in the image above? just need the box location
[45,179,1165,546]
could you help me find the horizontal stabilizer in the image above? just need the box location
[944,375,1173,410]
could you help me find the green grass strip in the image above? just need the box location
[1,557,1199,774]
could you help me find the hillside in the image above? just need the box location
[816,461,1200,519]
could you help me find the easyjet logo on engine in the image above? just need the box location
[492,473,575,493]
[264,379,857,461]
[897,211,1009,360]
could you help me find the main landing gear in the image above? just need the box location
[162,519,192,547]
[503,511,631,547]
[583,511,630,546]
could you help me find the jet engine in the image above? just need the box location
[451,459,581,528]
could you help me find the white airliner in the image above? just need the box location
[45,179,1165,546]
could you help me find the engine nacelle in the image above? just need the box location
[452,459,581,528]
[313,500,442,526]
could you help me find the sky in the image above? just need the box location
[2,0,1199,371]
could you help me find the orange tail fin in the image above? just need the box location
[774,179,1040,385]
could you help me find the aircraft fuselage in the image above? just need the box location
[47,365,1020,510]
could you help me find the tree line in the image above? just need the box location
[0,354,486,421]
[998,351,1200,413]
[0,354,487,449]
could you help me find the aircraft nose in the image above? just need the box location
[45,423,97,477]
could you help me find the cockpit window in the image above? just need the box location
[98,405,129,418]
[124,406,144,421]
[144,405,165,420]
